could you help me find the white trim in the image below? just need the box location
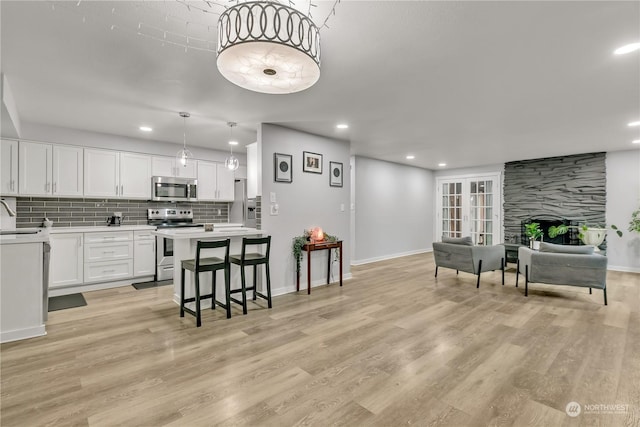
[607,265,640,273]
[49,275,154,296]
[271,273,354,296]
[351,248,432,266]
[0,325,46,344]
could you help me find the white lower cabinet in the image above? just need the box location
[50,229,155,293]
[83,231,133,283]
[50,233,84,289]
[134,231,156,276]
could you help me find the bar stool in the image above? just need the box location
[180,239,231,327]
[229,236,272,315]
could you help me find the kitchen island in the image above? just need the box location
[152,227,266,309]
[0,228,50,343]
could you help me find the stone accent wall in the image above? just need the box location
[504,152,606,244]
[16,197,229,228]
[255,196,261,230]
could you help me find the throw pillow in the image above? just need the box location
[442,236,473,246]
[539,242,594,254]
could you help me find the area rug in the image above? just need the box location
[132,280,173,290]
[48,293,87,312]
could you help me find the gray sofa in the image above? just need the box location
[433,236,504,288]
[517,242,608,305]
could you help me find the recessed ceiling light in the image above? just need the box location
[628,121,640,127]
[139,126,152,132]
[336,123,349,129]
[438,163,447,167]
[406,155,415,160]
[228,140,239,146]
[614,42,640,55]
[633,140,640,144]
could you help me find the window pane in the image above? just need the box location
[485,194,492,206]
[456,183,462,193]
[442,183,449,195]
[471,182,477,193]
[486,235,493,245]
[486,181,493,193]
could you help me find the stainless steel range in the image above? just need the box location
[148,208,202,281]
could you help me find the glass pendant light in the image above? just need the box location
[224,121,240,171]
[176,112,193,168]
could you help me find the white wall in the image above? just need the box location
[352,156,434,264]
[606,150,640,272]
[16,122,246,165]
[260,124,351,295]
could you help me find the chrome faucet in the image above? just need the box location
[0,199,17,217]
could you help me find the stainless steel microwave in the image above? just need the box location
[151,176,197,202]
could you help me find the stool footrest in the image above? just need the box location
[183,293,213,304]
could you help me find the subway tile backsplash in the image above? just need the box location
[16,197,230,228]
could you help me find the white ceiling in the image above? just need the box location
[1,1,639,170]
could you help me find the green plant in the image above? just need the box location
[548,223,623,239]
[630,207,640,233]
[524,222,543,241]
[292,230,341,271]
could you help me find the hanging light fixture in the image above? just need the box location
[216,1,321,94]
[225,122,240,171]
[176,112,193,168]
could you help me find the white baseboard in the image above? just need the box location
[271,273,353,297]
[1,325,46,344]
[351,248,433,266]
[607,265,640,273]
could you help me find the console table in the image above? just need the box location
[296,240,343,294]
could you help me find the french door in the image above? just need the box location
[436,173,502,246]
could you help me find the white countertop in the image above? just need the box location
[0,228,50,245]
[48,225,156,234]
[153,227,264,240]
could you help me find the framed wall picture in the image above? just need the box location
[303,151,323,174]
[330,161,343,187]
[274,153,293,183]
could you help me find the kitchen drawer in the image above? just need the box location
[84,231,133,244]
[134,230,155,241]
[84,259,133,283]
[84,242,133,262]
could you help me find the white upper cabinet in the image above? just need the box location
[84,149,119,198]
[120,152,151,199]
[216,164,235,201]
[85,149,151,199]
[152,156,197,179]
[196,160,235,201]
[19,141,52,196]
[1,139,19,195]
[19,142,83,197]
[52,145,83,196]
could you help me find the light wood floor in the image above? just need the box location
[2,254,639,426]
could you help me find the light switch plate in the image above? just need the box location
[270,192,277,203]
[340,204,345,212]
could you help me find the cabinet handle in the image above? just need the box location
[103,250,115,254]
[78,238,82,248]
[120,185,123,195]
[103,269,116,273]
[115,185,119,195]
[53,182,57,194]
[11,180,14,191]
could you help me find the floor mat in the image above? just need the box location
[48,293,87,312]
[132,280,173,290]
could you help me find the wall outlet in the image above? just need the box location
[270,203,279,215]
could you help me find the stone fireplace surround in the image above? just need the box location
[504,152,606,247]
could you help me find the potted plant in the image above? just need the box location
[524,222,543,250]
[292,229,340,272]
[548,223,622,251]
[629,207,640,234]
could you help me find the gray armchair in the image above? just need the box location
[517,242,608,305]
[433,236,504,288]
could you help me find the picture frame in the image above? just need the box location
[329,161,343,187]
[274,153,293,183]
[303,151,323,174]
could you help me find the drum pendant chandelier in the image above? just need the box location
[216,1,321,94]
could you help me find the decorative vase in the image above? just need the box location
[532,240,541,250]
[580,228,606,251]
